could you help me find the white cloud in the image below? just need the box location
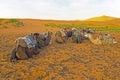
[0,0,120,20]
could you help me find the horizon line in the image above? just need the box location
[0,15,119,21]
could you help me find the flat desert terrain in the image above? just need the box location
[0,19,120,80]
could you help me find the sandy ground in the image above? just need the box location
[0,20,120,80]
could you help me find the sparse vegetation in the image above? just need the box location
[95,27,120,32]
[44,23,86,28]
[10,19,24,27]
[45,23,120,32]
[0,19,24,28]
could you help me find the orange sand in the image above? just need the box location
[0,19,120,80]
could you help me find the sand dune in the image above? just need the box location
[85,15,117,21]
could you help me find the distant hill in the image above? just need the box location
[85,15,117,21]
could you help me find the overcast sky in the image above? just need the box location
[0,0,120,20]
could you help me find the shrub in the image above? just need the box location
[2,25,8,28]
[10,19,24,27]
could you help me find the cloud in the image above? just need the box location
[0,0,120,20]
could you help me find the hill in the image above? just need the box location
[85,15,117,21]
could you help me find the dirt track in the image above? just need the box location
[0,20,120,80]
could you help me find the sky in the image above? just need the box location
[0,0,120,20]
